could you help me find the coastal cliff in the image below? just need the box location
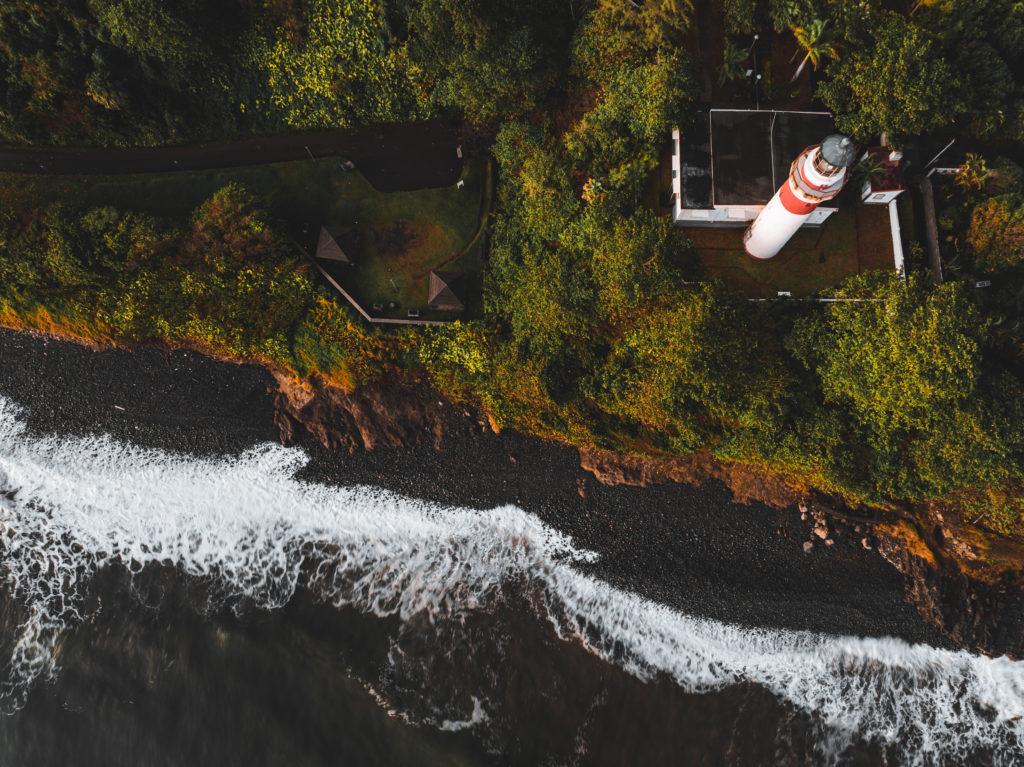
[269,368,1024,659]
[270,371,487,453]
[1,326,1021,658]
[873,514,1024,658]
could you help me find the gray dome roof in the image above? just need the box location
[820,134,859,168]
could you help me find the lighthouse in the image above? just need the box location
[743,134,858,260]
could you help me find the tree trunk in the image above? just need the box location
[790,53,810,83]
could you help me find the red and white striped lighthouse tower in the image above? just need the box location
[744,134,858,260]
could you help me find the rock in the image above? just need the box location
[271,371,458,453]
[811,509,829,540]
[802,541,814,554]
[874,518,1024,658]
[272,407,297,446]
[576,478,587,499]
[800,513,808,522]
[798,501,808,514]
[825,538,834,546]
[509,454,518,464]
[861,537,872,550]
[576,445,803,507]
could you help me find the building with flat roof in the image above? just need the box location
[860,147,906,205]
[671,109,840,227]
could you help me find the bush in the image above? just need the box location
[968,195,1024,271]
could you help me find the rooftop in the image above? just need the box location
[428,271,466,312]
[681,109,837,208]
[315,227,352,264]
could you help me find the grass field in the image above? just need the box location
[0,155,489,319]
[328,160,488,318]
[684,198,897,298]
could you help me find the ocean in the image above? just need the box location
[0,393,1022,766]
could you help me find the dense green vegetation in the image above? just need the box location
[819,1,1024,142]
[0,181,401,389]
[3,0,1024,534]
[0,0,574,145]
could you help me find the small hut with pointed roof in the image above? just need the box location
[315,226,352,265]
[427,271,466,312]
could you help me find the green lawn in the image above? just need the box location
[0,156,489,319]
[327,160,488,318]
[684,200,896,298]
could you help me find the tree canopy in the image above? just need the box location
[256,0,421,129]
[789,275,983,433]
[592,284,787,452]
[819,11,960,140]
[968,195,1024,272]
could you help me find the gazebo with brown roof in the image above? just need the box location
[428,271,465,312]
[315,226,352,265]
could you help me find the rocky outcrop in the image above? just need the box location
[874,513,1024,658]
[577,444,805,508]
[270,371,491,453]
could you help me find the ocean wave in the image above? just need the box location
[0,394,1022,764]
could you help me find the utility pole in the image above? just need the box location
[749,34,760,110]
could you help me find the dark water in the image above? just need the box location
[0,569,486,767]
[0,565,839,767]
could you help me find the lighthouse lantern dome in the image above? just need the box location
[820,134,859,168]
[819,136,860,168]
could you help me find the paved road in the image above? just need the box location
[0,121,462,192]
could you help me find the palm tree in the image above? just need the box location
[955,153,990,192]
[790,19,838,83]
[852,152,886,189]
[719,38,747,87]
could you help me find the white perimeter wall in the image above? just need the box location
[674,205,837,227]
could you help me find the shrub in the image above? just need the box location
[968,195,1024,271]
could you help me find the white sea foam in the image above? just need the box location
[438,697,489,732]
[0,394,1022,764]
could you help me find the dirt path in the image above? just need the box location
[0,121,462,193]
[917,176,945,281]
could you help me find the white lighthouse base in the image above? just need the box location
[743,194,813,259]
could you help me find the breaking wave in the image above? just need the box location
[0,394,1022,764]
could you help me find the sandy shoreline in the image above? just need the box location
[0,328,945,645]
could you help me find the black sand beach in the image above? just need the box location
[0,328,944,646]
